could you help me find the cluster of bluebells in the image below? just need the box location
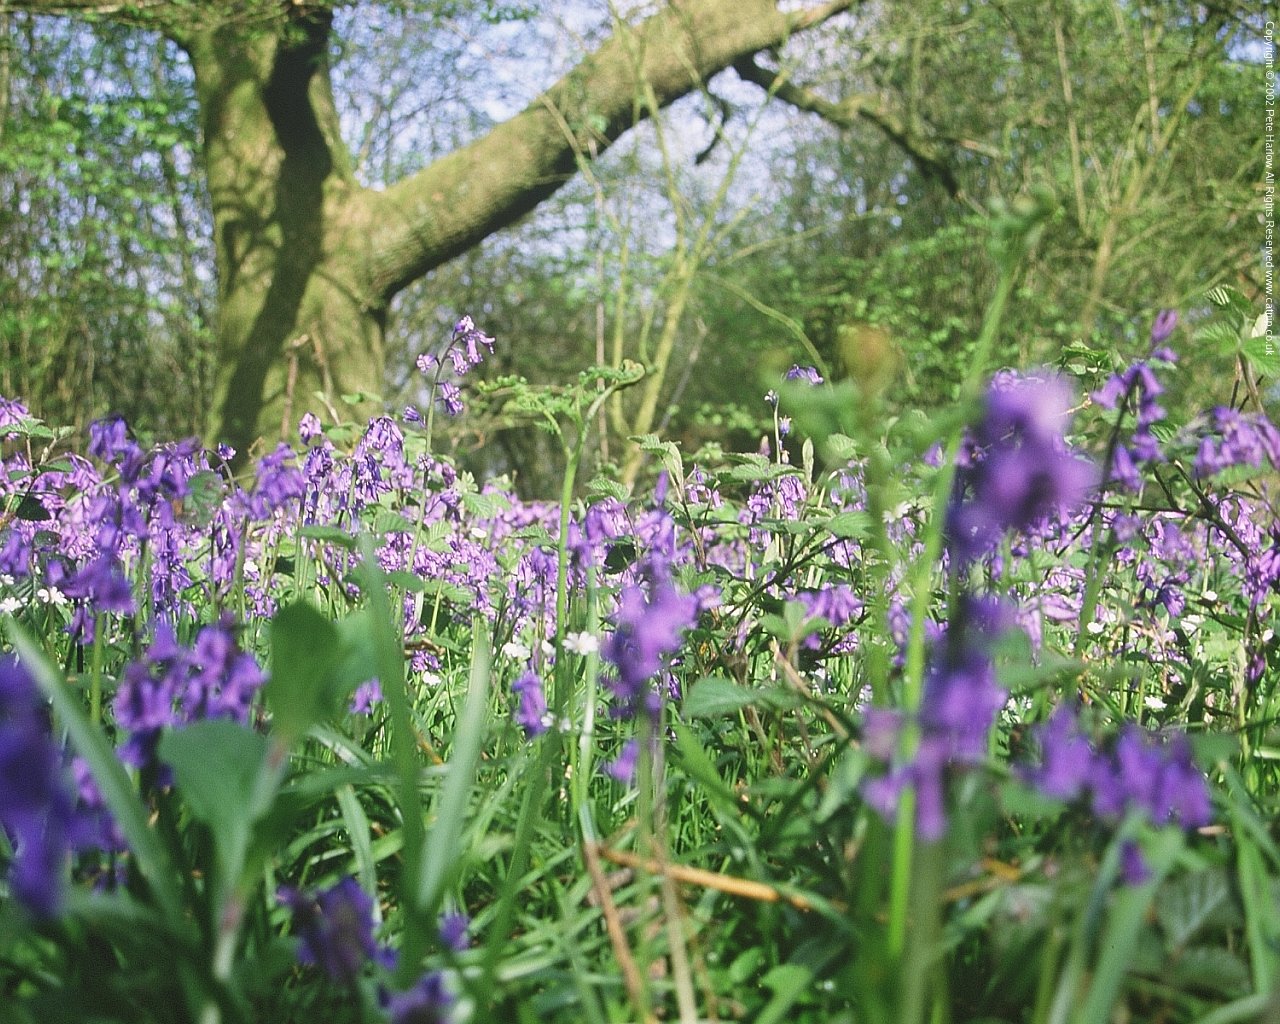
[1092,347,1176,493]
[278,877,458,1022]
[863,596,1015,840]
[0,656,80,917]
[413,315,496,419]
[866,373,1097,839]
[947,372,1097,563]
[1194,406,1280,478]
[1024,705,1212,831]
[114,618,265,772]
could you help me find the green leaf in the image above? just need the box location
[1156,868,1239,949]
[297,524,357,550]
[1242,335,1279,379]
[682,676,762,719]
[1167,945,1251,998]
[265,602,348,744]
[417,620,492,918]
[824,510,871,539]
[157,720,269,879]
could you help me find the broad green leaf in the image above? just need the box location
[157,720,269,880]
[265,601,347,743]
[1242,335,1279,379]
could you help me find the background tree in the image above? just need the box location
[0,0,855,461]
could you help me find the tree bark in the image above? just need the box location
[4,0,855,459]
[183,9,387,459]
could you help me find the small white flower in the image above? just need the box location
[242,558,260,575]
[419,671,442,688]
[0,596,22,614]
[1201,590,1217,603]
[1086,620,1105,635]
[36,586,68,606]
[469,527,488,541]
[0,573,14,587]
[564,631,600,656]
[501,640,531,661]
[540,639,555,659]
[1144,695,1167,711]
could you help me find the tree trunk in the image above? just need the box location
[185,12,386,461]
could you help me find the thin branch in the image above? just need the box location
[732,53,960,197]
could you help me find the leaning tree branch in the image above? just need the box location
[732,53,961,197]
[363,0,858,301]
[0,0,332,43]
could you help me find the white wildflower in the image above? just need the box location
[564,631,600,656]
[501,640,531,661]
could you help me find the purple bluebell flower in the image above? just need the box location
[439,911,469,952]
[1026,706,1094,801]
[1194,408,1280,478]
[278,877,382,984]
[0,656,76,917]
[380,972,453,1024]
[1120,840,1151,885]
[948,373,1096,562]
[1024,707,1211,831]
[784,365,824,385]
[438,382,464,418]
[298,412,323,444]
[114,620,264,770]
[247,444,306,519]
[1150,310,1178,346]
[864,595,1015,838]
[512,670,549,736]
[1092,348,1175,492]
[602,582,698,721]
[350,679,383,715]
[606,738,641,783]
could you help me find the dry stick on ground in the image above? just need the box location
[582,839,655,1024]
[598,845,1024,915]
[598,845,831,914]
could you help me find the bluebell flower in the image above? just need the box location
[278,877,383,984]
[948,373,1096,562]
[1150,309,1178,346]
[0,656,76,917]
[602,582,698,721]
[512,670,549,736]
[784,365,824,385]
[380,971,453,1024]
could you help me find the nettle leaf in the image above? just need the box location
[1166,945,1251,997]
[1243,334,1279,379]
[682,676,764,719]
[265,601,349,743]
[823,510,871,539]
[1156,867,1241,949]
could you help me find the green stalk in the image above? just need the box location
[886,262,1018,966]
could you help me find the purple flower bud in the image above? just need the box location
[1150,310,1178,346]
[784,365,824,385]
[512,670,549,736]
